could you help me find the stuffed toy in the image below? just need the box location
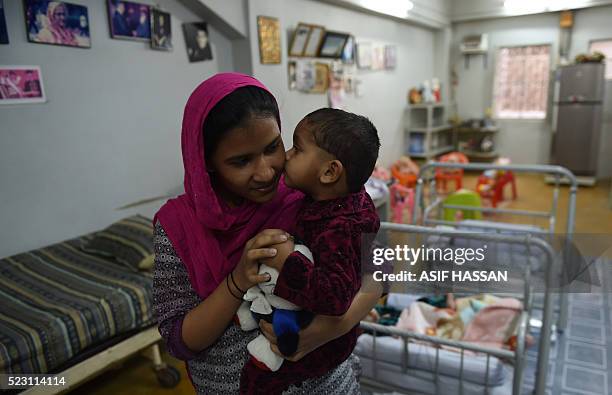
[234,244,314,371]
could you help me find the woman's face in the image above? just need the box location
[208,116,285,205]
[196,30,208,49]
[53,5,67,27]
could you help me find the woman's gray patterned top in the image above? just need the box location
[152,222,361,394]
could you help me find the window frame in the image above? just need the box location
[492,43,553,120]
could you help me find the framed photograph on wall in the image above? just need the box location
[151,8,172,51]
[384,45,397,69]
[302,24,324,57]
[357,42,372,69]
[318,31,349,58]
[311,62,329,93]
[0,66,46,105]
[107,0,151,41]
[24,0,91,48]
[182,22,212,62]
[289,23,310,57]
[1,0,9,44]
[288,60,297,90]
[341,35,355,64]
[257,16,281,64]
[371,44,385,70]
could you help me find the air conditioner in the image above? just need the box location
[460,34,488,54]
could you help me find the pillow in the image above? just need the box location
[83,215,154,271]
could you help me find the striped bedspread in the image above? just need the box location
[0,235,154,374]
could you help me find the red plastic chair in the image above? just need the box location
[476,170,517,208]
[435,152,469,192]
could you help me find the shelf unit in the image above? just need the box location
[405,103,455,160]
[455,126,499,161]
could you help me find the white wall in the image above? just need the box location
[452,6,612,176]
[247,0,439,168]
[0,0,233,258]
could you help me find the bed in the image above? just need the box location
[0,216,179,393]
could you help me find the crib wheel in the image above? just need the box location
[155,365,181,388]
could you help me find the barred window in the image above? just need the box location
[589,39,612,80]
[493,45,551,119]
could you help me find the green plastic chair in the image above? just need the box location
[442,189,483,221]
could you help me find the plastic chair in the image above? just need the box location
[389,183,415,223]
[476,170,517,208]
[435,152,469,192]
[442,189,482,222]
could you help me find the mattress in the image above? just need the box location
[0,234,154,374]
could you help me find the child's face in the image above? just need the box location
[284,119,332,194]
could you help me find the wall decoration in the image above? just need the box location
[303,24,324,57]
[0,0,9,44]
[24,0,91,48]
[296,60,315,91]
[107,0,150,41]
[182,22,212,62]
[318,31,349,58]
[288,60,297,90]
[150,8,171,51]
[289,23,310,57]
[0,66,46,105]
[371,44,385,70]
[341,35,355,64]
[356,42,372,69]
[311,62,329,93]
[384,45,397,69]
[257,16,281,64]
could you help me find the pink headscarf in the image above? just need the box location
[154,73,303,299]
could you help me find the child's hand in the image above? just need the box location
[260,237,295,272]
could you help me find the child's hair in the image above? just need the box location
[304,108,380,193]
[203,86,280,160]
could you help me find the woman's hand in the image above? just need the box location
[259,315,347,362]
[259,237,295,272]
[232,229,289,290]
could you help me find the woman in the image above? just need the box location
[36,2,78,46]
[153,73,381,393]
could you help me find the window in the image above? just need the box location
[589,39,612,80]
[493,45,551,119]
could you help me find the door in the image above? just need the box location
[554,103,602,175]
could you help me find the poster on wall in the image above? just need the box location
[257,16,281,64]
[107,0,150,41]
[0,0,9,44]
[151,8,171,51]
[296,61,315,91]
[371,44,385,70]
[182,22,212,62]
[24,0,91,48]
[0,66,46,105]
[384,45,397,69]
[356,42,372,69]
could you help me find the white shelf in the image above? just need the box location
[410,145,455,159]
[409,124,454,133]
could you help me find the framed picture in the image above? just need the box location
[0,66,46,105]
[296,61,315,91]
[318,31,349,59]
[311,62,329,93]
[257,16,281,64]
[384,45,397,69]
[182,22,212,62]
[0,0,8,44]
[289,23,310,57]
[303,25,324,57]
[107,0,150,41]
[24,0,91,48]
[341,35,355,64]
[151,8,171,51]
[357,42,372,69]
[371,44,385,70]
[288,60,297,90]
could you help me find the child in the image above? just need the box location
[239,108,381,394]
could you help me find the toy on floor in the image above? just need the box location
[389,183,415,223]
[442,189,482,222]
[475,157,517,208]
[435,152,469,192]
[391,156,419,188]
[235,248,315,371]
